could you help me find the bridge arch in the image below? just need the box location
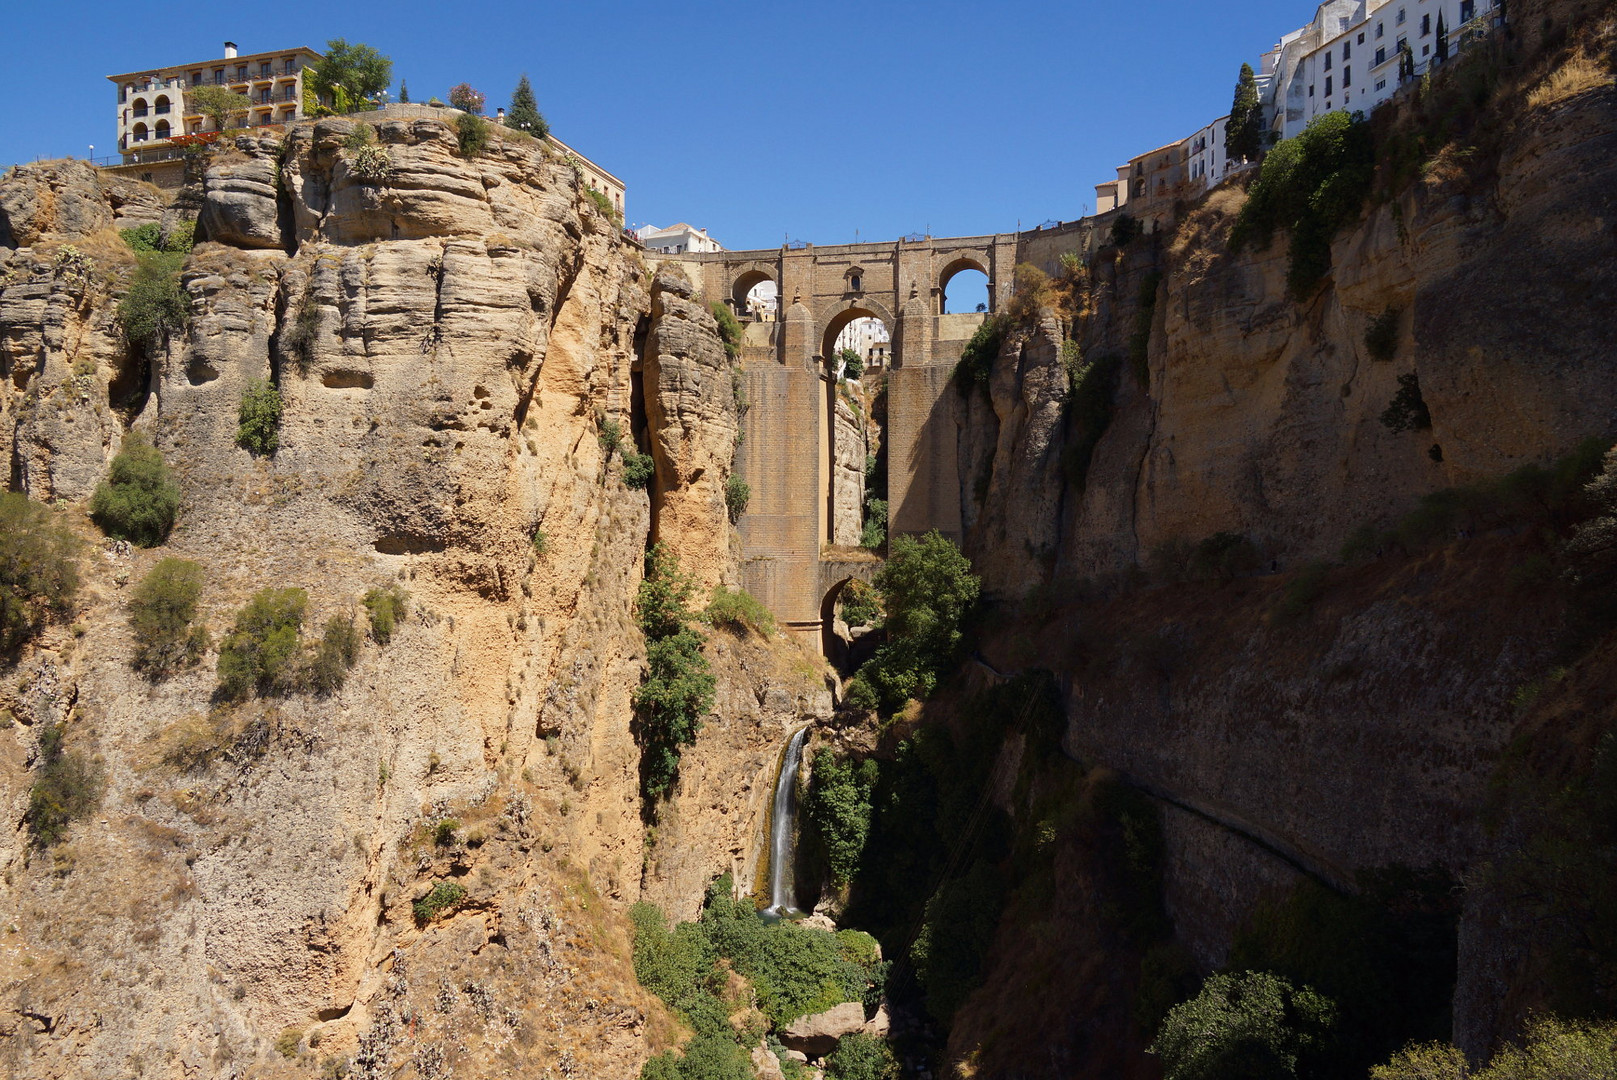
[818,564,881,668]
[729,263,779,318]
[819,301,894,364]
[939,255,992,314]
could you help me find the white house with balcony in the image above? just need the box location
[108,41,323,160]
[635,223,722,255]
[1268,0,1502,140]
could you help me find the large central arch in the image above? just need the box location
[819,301,894,364]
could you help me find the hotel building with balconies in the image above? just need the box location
[108,41,324,161]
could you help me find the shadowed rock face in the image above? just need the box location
[0,120,815,1078]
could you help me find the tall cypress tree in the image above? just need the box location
[1435,11,1449,61]
[399,79,409,103]
[1226,62,1264,163]
[507,74,549,139]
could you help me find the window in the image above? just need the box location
[850,274,862,292]
[1309,84,1315,96]
[1324,52,1333,70]
[1422,43,1430,55]
[1376,78,1387,90]
[1397,8,1406,24]
[1421,14,1431,34]
[190,71,203,85]
[1397,35,1408,52]
[1344,66,1352,86]
[1344,39,1351,60]
[1376,45,1387,64]
[285,58,297,74]
[236,65,248,80]
[260,62,271,77]
[260,88,271,103]
[1460,0,1475,18]
[1325,75,1333,95]
[214,68,225,84]
[1358,31,1365,44]
[1376,22,1384,37]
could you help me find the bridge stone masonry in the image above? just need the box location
[661,221,1104,654]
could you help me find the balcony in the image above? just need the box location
[154,103,171,114]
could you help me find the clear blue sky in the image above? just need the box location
[3,0,1304,252]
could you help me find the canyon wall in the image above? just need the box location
[0,117,814,1077]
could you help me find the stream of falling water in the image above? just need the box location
[765,726,812,916]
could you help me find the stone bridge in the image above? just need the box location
[664,224,1102,652]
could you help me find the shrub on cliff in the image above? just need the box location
[363,585,408,644]
[953,315,1004,390]
[703,587,774,636]
[0,492,81,654]
[857,531,979,713]
[634,545,715,804]
[237,378,283,455]
[128,558,209,679]
[710,301,743,361]
[1230,111,1374,299]
[623,451,656,490]
[91,433,181,547]
[216,587,308,700]
[826,1033,900,1080]
[456,111,490,158]
[640,1036,754,1080]
[724,475,750,521]
[117,251,190,354]
[304,613,361,696]
[804,747,877,886]
[1380,373,1432,433]
[24,722,103,848]
[1150,971,1337,1080]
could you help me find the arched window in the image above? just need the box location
[132,122,149,143]
[154,94,171,115]
[132,97,149,118]
[155,120,171,140]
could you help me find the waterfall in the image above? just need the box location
[765,726,812,916]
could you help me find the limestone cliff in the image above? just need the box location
[0,116,813,1078]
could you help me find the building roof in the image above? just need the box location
[107,45,323,82]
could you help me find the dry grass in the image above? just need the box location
[1526,50,1615,109]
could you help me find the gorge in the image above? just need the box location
[2,0,1617,1077]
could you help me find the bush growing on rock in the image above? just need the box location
[362,585,408,644]
[412,881,466,923]
[456,111,490,158]
[0,492,81,653]
[216,587,307,699]
[805,748,877,887]
[24,722,103,848]
[710,301,743,362]
[1372,1016,1617,1079]
[633,545,715,804]
[623,451,656,490]
[703,587,775,636]
[856,531,979,713]
[825,1033,899,1080]
[640,1036,754,1080]
[724,475,750,522]
[117,251,190,353]
[1150,971,1337,1080]
[128,557,209,679]
[304,613,360,696]
[90,433,181,547]
[236,378,283,455]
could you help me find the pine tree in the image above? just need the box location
[507,74,549,139]
[399,79,409,104]
[1225,62,1265,164]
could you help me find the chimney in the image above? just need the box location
[224,41,238,58]
[495,108,506,123]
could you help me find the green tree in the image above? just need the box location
[128,557,208,679]
[506,74,549,138]
[456,111,490,158]
[634,546,716,803]
[24,722,103,848]
[1435,12,1449,62]
[804,747,877,886]
[91,433,181,547]
[308,39,392,112]
[1373,1017,1617,1079]
[1150,971,1337,1080]
[710,301,743,361]
[0,493,81,653]
[398,80,409,104]
[237,377,283,455]
[826,1033,900,1080]
[839,347,864,381]
[860,531,980,711]
[215,587,307,699]
[1227,62,1266,163]
[118,252,190,354]
[186,85,251,132]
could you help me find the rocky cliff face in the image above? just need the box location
[0,117,813,1078]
